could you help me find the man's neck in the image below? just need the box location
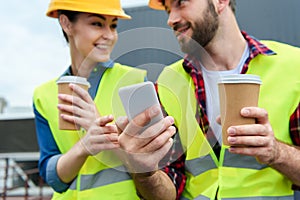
[203,35,247,71]
[199,9,247,71]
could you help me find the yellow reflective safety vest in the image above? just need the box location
[157,41,300,200]
[34,63,146,199]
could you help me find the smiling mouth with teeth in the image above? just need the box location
[175,27,190,41]
[96,45,110,49]
[174,24,190,37]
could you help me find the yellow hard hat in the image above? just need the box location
[46,0,131,19]
[148,0,165,10]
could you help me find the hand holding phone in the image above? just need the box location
[118,81,163,131]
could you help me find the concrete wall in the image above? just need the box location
[236,0,300,47]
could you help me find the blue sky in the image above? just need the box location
[0,0,148,109]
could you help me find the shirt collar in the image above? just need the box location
[241,31,276,57]
[183,31,276,73]
[100,60,114,68]
[61,60,114,76]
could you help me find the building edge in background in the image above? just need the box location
[0,110,53,198]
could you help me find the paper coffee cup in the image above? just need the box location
[218,74,262,146]
[56,76,90,130]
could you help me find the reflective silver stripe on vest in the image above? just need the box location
[180,195,293,200]
[185,154,216,176]
[222,196,293,200]
[70,178,77,190]
[294,190,300,199]
[223,149,268,170]
[180,195,210,200]
[69,166,131,191]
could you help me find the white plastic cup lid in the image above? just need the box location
[217,74,262,85]
[56,76,91,88]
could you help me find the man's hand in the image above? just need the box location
[226,107,279,165]
[225,106,300,186]
[114,105,177,200]
[115,105,176,173]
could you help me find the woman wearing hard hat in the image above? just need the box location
[32,0,181,199]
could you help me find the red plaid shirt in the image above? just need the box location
[183,31,300,146]
[160,31,300,196]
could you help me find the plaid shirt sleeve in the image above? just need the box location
[290,104,300,146]
[290,104,300,190]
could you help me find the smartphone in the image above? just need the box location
[118,81,163,131]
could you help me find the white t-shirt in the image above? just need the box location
[201,45,250,144]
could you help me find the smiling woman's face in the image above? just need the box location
[63,12,118,65]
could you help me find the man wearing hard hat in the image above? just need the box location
[149,0,300,199]
[33,0,185,199]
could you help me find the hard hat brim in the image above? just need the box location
[148,0,165,10]
[46,2,131,19]
[47,10,131,19]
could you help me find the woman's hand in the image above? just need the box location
[79,115,120,156]
[57,83,100,130]
[57,115,119,183]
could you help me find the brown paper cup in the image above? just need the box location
[218,74,262,146]
[57,76,90,130]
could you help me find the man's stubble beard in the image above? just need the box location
[180,0,219,56]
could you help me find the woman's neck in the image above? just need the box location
[71,62,97,78]
[70,48,97,78]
